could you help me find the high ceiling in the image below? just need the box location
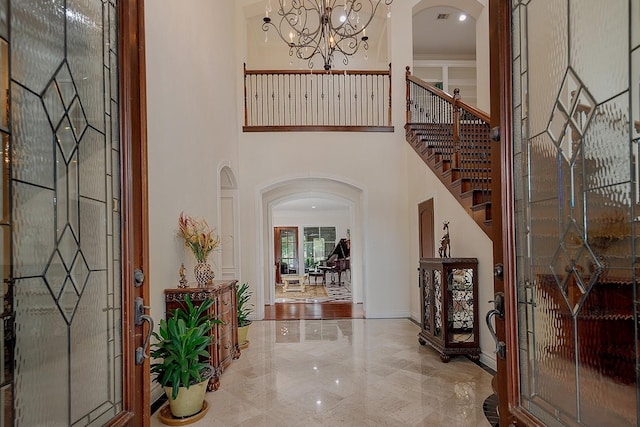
[253,3,478,214]
[412,6,476,58]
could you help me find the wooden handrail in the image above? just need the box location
[405,66,493,226]
[245,68,391,76]
[405,70,490,123]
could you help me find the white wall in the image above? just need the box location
[475,3,490,112]
[412,0,490,111]
[237,131,411,319]
[405,145,496,369]
[145,1,240,400]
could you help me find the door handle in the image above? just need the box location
[486,292,506,359]
[134,297,154,365]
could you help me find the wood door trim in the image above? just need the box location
[274,227,298,284]
[418,199,435,259]
[489,0,517,425]
[491,0,539,425]
[117,0,149,425]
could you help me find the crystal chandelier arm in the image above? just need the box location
[262,0,393,70]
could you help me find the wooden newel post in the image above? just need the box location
[406,66,412,125]
[452,88,461,169]
[388,63,393,127]
[243,63,248,127]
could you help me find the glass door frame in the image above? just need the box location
[112,0,150,425]
[489,0,531,425]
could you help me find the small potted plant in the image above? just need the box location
[237,282,254,349]
[150,295,219,418]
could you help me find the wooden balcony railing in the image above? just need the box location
[405,67,492,209]
[243,64,393,132]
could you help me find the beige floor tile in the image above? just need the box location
[150,319,493,427]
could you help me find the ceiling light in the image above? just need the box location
[459,13,467,22]
[263,0,394,70]
[312,205,316,209]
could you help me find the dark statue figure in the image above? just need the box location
[439,221,450,258]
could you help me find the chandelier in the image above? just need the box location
[262,0,393,71]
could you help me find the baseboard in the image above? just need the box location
[150,383,165,414]
[479,351,497,372]
[151,394,167,415]
[364,310,411,318]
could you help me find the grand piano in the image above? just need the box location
[321,238,350,285]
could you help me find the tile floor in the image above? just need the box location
[151,319,494,427]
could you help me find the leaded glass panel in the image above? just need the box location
[512,1,638,424]
[8,0,122,425]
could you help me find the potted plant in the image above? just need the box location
[237,282,254,349]
[150,294,219,418]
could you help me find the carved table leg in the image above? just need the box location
[439,353,451,363]
[232,344,241,359]
[207,376,220,391]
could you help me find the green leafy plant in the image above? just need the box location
[150,294,219,400]
[237,283,254,327]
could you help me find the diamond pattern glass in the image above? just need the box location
[11,0,65,93]
[526,0,568,137]
[71,272,109,422]
[43,81,65,129]
[14,278,68,426]
[12,83,54,189]
[513,1,637,424]
[79,128,106,202]
[12,182,55,278]
[570,0,627,104]
[10,1,122,424]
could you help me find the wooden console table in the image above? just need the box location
[164,280,240,391]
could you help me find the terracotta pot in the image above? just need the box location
[164,379,208,418]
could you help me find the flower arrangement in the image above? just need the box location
[178,212,221,262]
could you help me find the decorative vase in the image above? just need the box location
[194,260,214,287]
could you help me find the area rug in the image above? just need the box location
[325,282,352,301]
[275,284,329,301]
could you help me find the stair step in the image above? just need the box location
[471,201,492,221]
[461,189,491,205]
[406,121,494,239]
[451,177,492,193]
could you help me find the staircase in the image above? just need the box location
[405,68,493,237]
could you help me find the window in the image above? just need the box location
[303,227,336,271]
[280,228,297,274]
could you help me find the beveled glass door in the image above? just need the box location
[510,0,639,425]
[0,0,147,425]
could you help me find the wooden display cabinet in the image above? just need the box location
[164,280,241,391]
[418,258,480,362]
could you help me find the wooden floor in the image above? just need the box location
[263,302,364,320]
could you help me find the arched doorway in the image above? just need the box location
[218,165,239,280]
[258,177,365,310]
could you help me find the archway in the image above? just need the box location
[411,0,490,111]
[218,164,239,280]
[259,177,365,310]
